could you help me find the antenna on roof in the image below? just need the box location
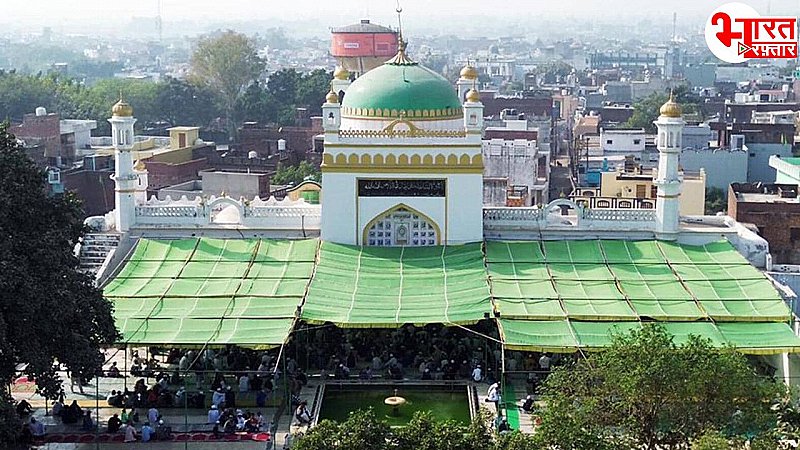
[395,0,404,42]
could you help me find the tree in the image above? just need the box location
[536,324,780,450]
[623,85,699,133]
[293,409,391,450]
[395,411,494,450]
[189,31,265,137]
[296,69,333,116]
[271,161,320,186]
[154,77,218,128]
[705,187,727,215]
[0,123,118,442]
[294,409,495,450]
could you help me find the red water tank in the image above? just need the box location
[331,19,398,74]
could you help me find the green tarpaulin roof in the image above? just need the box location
[105,238,318,348]
[486,240,790,323]
[301,242,492,327]
[103,238,800,353]
[499,319,799,355]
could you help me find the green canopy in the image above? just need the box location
[486,240,791,323]
[105,238,318,348]
[301,242,492,327]
[499,319,800,354]
[103,237,800,354]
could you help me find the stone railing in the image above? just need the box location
[484,199,657,232]
[136,205,201,218]
[133,195,320,230]
[582,209,656,222]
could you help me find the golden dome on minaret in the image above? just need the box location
[326,86,339,104]
[465,88,481,103]
[112,94,133,117]
[333,66,350,80]
[460,64,478,80]
[659,92,682,118]
[133,160,146,171]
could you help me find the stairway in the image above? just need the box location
[79,233,121,275]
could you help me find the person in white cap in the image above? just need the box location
[207,404,220,424]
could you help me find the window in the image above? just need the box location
[366,207,438,247]
[633,139,641,145]
[606,139,613,145]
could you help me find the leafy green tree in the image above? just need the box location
[395,411,493,450]
[705,187,727,215]
[234,81,276,125]
[0,123,118,442]
[691,430,735,450]
[154,77,218,128]
[272,161,320,185]
[296,69,333,116]
[294,409,391,450]
[537,324,780,450]
[189,31,265,137]
[623,85,699,133]
[267,68,302,106]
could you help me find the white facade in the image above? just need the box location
[600,128,646,153]
[320,77,485,246]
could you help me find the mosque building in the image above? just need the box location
[92,33,800,383]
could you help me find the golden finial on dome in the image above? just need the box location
[333,66,350,81]
[460,60,478,80]
[325,84,339,104]
[112,91,134,117]
[659,91,682,118]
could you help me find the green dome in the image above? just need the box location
[341,60,462,120]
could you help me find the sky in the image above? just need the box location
[3,0,797,24]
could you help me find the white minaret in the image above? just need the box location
[322,85,341,133]
[654,93,684,240]
[463,84,484,133]
[457,62,478,101]
[109,97,137,232]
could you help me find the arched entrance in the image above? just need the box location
[363,204,440,246]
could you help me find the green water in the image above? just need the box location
[319,388,471,426]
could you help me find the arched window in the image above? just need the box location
[365,206,439,246]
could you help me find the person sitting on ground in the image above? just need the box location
[225,386,236,408]
[486,382,500,405]
[63,400,82,424]
[107,362,121,378]
[236,411,246,431]
[155,419,171,441]
[81,410,95,432]
[107,390,123,407]
[16,399,33,416]
[107,413,122,433]
[295,400,312,425]
[245,413,260,433]
[256,412,266,431]
[52,399,64,420]
[207,404,221,424]
[223,416,237,434]
[124,422,137,442]
[29,417,45,438]
[498,418,511,433]
[212,387,225,408]
[521,395,535,413]
[120,408,129,425]
[147,406,159,426]
[140,422,154,443]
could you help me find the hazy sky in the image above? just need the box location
[3,0,796,24]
